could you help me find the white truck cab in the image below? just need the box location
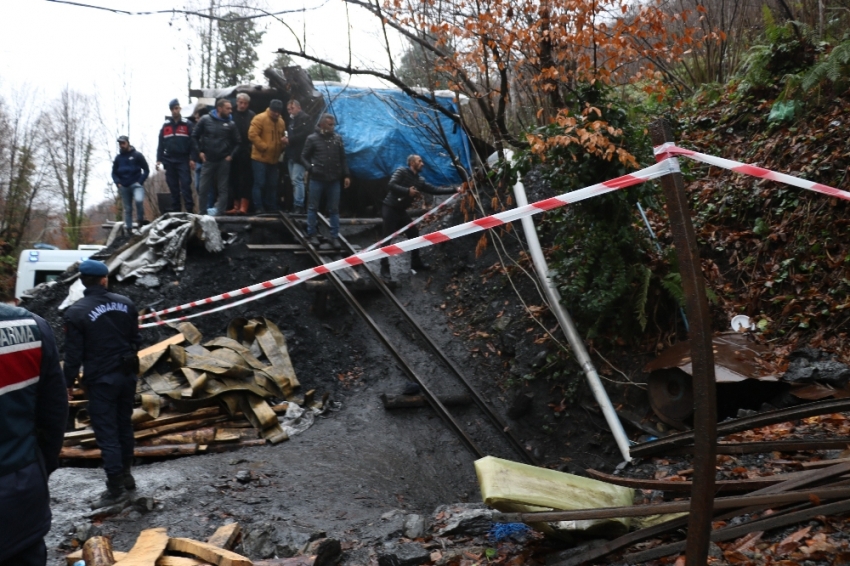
[15,246,105,299]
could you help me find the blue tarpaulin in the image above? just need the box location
[319,85,470,186]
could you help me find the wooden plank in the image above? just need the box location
[206,523,241,550]
[166,538,252,566]
[61,444,199,459]
[135,407,223,430]
[139,334,186,358]
[68,549,128,566]
[114,527,169,566]
[158,558,208,566]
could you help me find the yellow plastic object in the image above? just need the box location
[475,455,635,534]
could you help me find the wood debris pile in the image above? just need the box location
[66,522,341,566]
[62,318,324,460]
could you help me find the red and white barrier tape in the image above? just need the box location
[364,191,461,253]
[654,143,850,202]
[138,160,674,328]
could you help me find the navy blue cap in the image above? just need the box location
[79,259,108,277]
[169,98,180,109]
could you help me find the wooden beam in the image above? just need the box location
[166,538,252,566]
[114,527,169,566]
[82,537,117,566]
[206,523,241,550]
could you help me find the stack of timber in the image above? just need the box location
[62,318,322,460]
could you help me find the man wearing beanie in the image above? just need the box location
[156,99,196,213]
[248,99,288,213]
[63,260,141,509]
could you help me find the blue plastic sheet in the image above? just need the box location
[319,85,471,186]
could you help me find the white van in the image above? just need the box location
[15,247,105,299]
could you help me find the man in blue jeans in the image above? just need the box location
[285,99,312,214]
[111,136,150,235]
[301,114,350,248]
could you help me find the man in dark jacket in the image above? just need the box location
[156,99,196,213]
[380,155,458,277]
[301,113,350,248]
[0,303,67,566]
[112,136,150,235]
[286,99,312,214]
[63,260,142,510]
[225,93,255,215]
[192,98,241,216]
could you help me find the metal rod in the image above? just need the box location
[317,212,538,465]
[491,485,850,522]
[510,172,632,462]
[650,118,717,566]
[277,212,486,459]
[632,397,850,457]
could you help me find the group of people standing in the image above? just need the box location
[113,95,354,247]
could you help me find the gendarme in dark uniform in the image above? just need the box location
[63,259,141,509]
[0,303,67,566]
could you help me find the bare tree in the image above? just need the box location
[41,88,97,249]
[0,89,49,249]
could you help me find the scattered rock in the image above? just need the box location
[402,514,427,539]
[492,315,511,333]
[507,392,533,419]
[434,546,487,566]
[434,503,494,536]
[531,350,548,369]
[544,540,608,565]
[242,523,312,559]
[135,274,161,288]
[236,470,253,484]
[377,542,431,566]
[782,348,850,385]
[313,538,343,566]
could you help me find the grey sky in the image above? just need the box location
[0,0,402,204]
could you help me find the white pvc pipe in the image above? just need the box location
[512,175,632,462]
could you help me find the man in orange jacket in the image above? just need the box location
[248,99,287,214]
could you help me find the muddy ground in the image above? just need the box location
[26,202,629,565]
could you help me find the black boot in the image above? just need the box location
[90,474,130,510]
[123,458,136,491]
[411,251,431,271]
[380,258,391,278]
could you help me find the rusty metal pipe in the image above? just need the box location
[649,119,717,566]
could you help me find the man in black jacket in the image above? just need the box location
[156,99,196,213]
[112,136,150,235]
[0,303,67,566]
[225,93,255,215]
[380,155,458,277]
[63,260,142,510]
[192,98,241,216]
[301,113,350,248]
[286,99,312,214]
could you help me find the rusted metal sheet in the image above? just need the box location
[645,332,777,383]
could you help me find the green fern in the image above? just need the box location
[802,40,850,91]
[661,272,686,307]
